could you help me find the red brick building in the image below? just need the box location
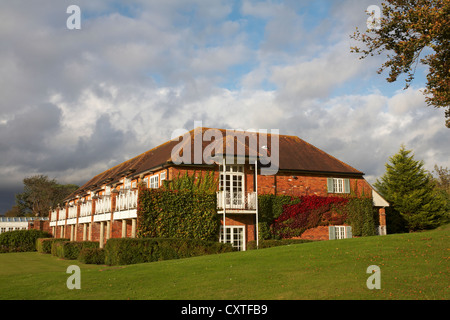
[49,127,388,250]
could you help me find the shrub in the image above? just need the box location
[247,239,314,250]
[0,229,51,253]
[36,238,70,253]
[53,241,99,260]
[105,237,234,266]
[78,248,105,264]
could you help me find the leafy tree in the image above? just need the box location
[374,146,448,231]
[432,165,450,193]
[351,0,450,127]
[4,205,24,217]
[15,175,78,217]
[431,165,450,222]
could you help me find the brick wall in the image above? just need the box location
[297,226,329,241]
[52,164,376,247]
[28,220,51,234]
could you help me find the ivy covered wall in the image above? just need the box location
[137,186,220,241]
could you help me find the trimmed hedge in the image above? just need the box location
[247,239,314,250]
[78,248,105,264]
[0,229,51,253]
[53,241,99,260]
[36,238,69,254]
[105,238,234,266]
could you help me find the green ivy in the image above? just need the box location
[137,186,220,241]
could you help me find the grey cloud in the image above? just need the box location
[0,103,62,158]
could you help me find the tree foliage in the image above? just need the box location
[14,175,78,217]
[351,0,450,127]
[374,146,448,231]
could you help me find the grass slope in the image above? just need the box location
[0,224,448,300]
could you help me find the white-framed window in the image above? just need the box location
[219,165,245,208]
[327,178,350,194]
[334,178,344,193]
[329,226,352,240]
[219,164,244,173]
[160,171,166,181]
[335,226,346,239]
[149,174,159,189]
[220,226,245,251]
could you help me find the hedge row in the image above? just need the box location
[53,241,99,260]
[105,238,234,266]
[35,237,234,265]
[0,230,52,253]
[78,248,106,264]
[36,238,102,262]
[247,239,314,250]
[36,238,69,254]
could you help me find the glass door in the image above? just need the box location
[220,165,244,208]
[220,226,245,251]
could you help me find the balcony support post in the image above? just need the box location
[122,219,127,238]
[83,223,87,241]
[131,218,136,238]
[99,221,105,248]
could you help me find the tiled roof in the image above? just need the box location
[66,127,363,200]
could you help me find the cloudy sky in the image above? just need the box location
[0,0,448,213]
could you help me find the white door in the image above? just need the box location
[220,226,245,251]
[220,165,244,208]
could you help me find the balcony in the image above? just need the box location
[95,195,111,215]
[50,210,58,222]
[113,189,138,220]
[217,191,257,213]
[67,205,78,224]
[78,200,92,223]
[80,200,92,217]
[115,189,138,211]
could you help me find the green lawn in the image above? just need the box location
[0,224,448,300]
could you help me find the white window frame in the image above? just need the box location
[219,165,245,208]
[149,174,159,189]
[124,178,131,190]
[333,178,344,193]
[160,171,166,181]
[220,225,246,251]
[335,226,346,239]
[328,178,350,194]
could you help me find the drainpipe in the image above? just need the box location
[222,158,226,245]
[255,159,259,249]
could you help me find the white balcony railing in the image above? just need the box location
[80,200,92,217]
[68,206,78,219]
[95,195,111,214]
[58,208,66,220]
[116,190,138,212]
[50,210,58,221]
[217,191,257,211]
